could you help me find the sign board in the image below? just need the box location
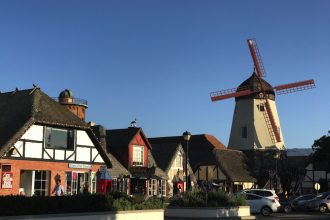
[68,163,92,169]
[314,183,320,191]
[2,172,13,188]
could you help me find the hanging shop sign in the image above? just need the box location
[2,172,13,189]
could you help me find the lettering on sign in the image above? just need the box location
[68,163,92,169]
[2,172,13,189]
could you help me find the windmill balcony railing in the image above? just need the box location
[52,97,88,107]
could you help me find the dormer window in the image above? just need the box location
[132,145,144,166]
[45,127,74,150]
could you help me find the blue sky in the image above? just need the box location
[0,0,329,148]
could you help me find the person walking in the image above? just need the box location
[52,179,64,196]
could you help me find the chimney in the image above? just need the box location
[91,125,108,153]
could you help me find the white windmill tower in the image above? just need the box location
[210,39,315,151]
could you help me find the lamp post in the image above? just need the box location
[182,131,191,192]
[273,152,280,192]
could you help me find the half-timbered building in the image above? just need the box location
[0,88,113,196]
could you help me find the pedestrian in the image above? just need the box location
[52,179,64,196]
[83,182,90,194]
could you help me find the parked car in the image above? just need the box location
[245,193,281,216]
[280,194,316,213]
[240,189,279,203]
[304,191,330,213]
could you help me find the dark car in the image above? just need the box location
[304,192,330,213]
[282,194,316,213]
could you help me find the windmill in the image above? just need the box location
[210,39,315,150]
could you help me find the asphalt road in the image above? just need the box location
[255,211,330,220]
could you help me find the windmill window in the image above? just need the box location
[259,105,265,111]
[257,104,265,112]
[242,126,247,138]
[45,127,74,150]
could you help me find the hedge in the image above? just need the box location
[0,192,163,216]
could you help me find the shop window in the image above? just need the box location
[132,145,144,166]
[158,179,166,197]
[148,179,157,196]
[45,127,74,150]
[91,172,96,193]
[112,178,118,191]
[34,171,50,196]
[65,172,72,195]
[66,171,92,195]
[117,178,128,193]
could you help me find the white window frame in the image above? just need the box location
[33,170,50,196]
[174,152,183,168]
[132,145,144,166]
[148,179,157,196]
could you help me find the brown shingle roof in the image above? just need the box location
[150,134,255,183]
[0,88,111,167]
[150,142,180,172]
[213,149,256,182]
[91,125,131,177]
[149,134,225,170]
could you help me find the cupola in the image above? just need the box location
[58,89,88,121]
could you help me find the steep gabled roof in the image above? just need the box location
[106,127,152,150]
[150,142,182,172]
[213,149,256,182]
[0,88,111,166]
[149,134,225,170]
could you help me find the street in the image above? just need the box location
[255,211,330,220]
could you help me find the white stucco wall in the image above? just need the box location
[228,98,285,150]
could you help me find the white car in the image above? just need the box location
[241,189,279,203]
[245,193,281,216]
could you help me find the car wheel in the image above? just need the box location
[284,205,292,213]
[261,206,272,216]
[319,204,328,213]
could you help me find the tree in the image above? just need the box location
[312,131,330,171]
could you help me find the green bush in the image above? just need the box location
[168,190,247,207]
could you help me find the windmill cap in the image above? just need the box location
[236,72,275,101]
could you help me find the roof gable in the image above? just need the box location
[150,142,182,172]
[106,127,152,149]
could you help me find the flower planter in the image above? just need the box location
[165,206,253,219]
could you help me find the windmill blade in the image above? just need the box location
[247,39,266,78]
[263,100,281,143]
[274,79,315,95]
[210,87,254,102]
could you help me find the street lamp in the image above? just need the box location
[273,152,280,192]
[182,131,191,192]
